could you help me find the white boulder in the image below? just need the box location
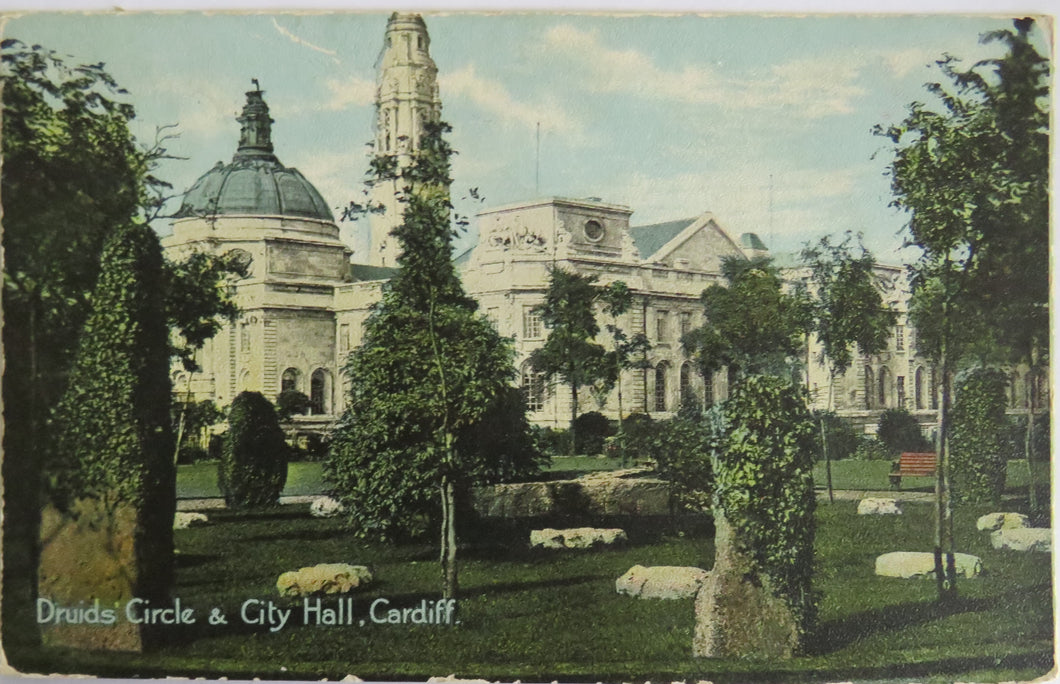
[529,527,627,549]
[309,496,346,518]
[875,551,982,579]
[976,512,1030,532]
[276,563,373,597]
[990,528,1051,552]
[615,565,710,599]
[173,512,209,529]
[857,498,902,516]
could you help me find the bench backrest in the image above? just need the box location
[898,452,937,477]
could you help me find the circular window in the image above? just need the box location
[583,219,605,242]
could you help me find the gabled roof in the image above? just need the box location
[629,218,696,259]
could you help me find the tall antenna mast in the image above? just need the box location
[535,121,541,196]
[768,173,775,251]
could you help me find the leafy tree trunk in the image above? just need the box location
[441,470,458,601]
[1025,341,1040,517]
[933,341,957,603]
[616,375,626,465]
[821,371,836,504]
[568,361,579,456]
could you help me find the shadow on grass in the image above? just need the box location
[811,592,1021,655]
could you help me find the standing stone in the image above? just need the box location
[38,500,145,651]
[693,515,800,659]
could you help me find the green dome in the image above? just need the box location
[174,85,334,222]
[174,158,333,221]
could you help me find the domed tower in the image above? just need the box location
[367,12,442,267]
[163,83,349,417]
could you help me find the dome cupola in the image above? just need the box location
[174,82,334,222]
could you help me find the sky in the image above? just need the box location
[2,10,1051,264]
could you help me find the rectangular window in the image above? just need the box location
[656,311,669,342]
[486,307,500,330]
[339,323,350,354]
[680,311,692,337]
[896,376,906,408]
[240,323,250,352]
[523,307,543,339]
[895,325,905,351]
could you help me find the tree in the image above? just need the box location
[219,392,289,508]
[801,232,896,502]
[327,120,532,600]
[876,18,1050,599]
[47,221,176,617]
[598,281,652,463]
[683,256,811,385]
[1,40,171,652]
[529,268,613,455]
[950,369,1009,506]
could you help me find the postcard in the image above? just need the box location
[1,8,1053,683]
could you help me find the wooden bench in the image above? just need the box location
[889,452,937,490]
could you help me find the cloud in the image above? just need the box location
[542,24,867,118]
[440,64,585,139]
[272,18,340,64]
[322,75,377,111]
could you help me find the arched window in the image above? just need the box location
[915,367,925,410]
[238,369,250,392]
[929,368,939,410]
[864,367,875,409]
[281,367,301,394]
[521,361,546,412]
[654,362,670,412]
[1009,372,1021,408]
[311,368,331,415]
[679,363,692,406]
[878,366,891,408]
[704,370,714,407]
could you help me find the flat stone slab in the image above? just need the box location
[173,512,209,529]
[616,565,710,599]
[976,512,1030,532]
[991,528,1051,552]
[310,496,346,518]
[277,563,373,597]
[857,498,902,515]
[875,551,982,579]
[529,527,627,549]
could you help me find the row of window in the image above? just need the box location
[518,307,694,342]
[520,360,701,414]
[281,367,332,414]
[865,366,1046,411]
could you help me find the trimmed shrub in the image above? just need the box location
[275,390,310,421]
[177,444,209,465]
[531,425,572,458]
[716,375,818,641]
[951,368,1008,505]
[572,411,613,455]
[812,410,860,461]
[854,437,893,461]
[459,385,547,483]
[652,408,724,513]
[219,391,288,508]
[876,408,931,456]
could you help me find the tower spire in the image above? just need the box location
[235,80,276,161]
[368,13,442,267]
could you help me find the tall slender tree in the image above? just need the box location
[801,232,896,503]
[876,18,1050,599]
[327,120,531,600]
[529,268,611,455]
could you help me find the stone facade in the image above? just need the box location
[166,13,1043,434]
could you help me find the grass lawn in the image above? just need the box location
[178,459,1048,500]
[14,497,1052,681]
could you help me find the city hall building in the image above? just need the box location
[164,13,1035,434]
